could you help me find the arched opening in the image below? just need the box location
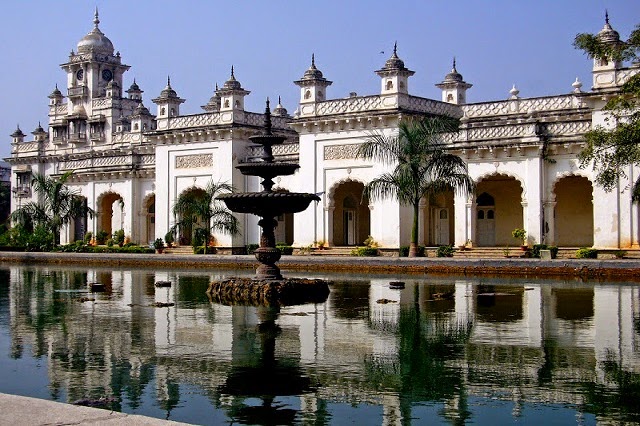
[175,187,206,246]
[98,192,124,237]
[553,175,593,246]
[423,190,455,245]
[331,181,369,246]
[273,189,294,245]
[475,175,523,246]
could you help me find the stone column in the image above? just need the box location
[543,201,556,245]
[326,204,334,246]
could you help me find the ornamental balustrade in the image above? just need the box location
[168,113,221,129]
[463,95,582,118]
[12,142,40,153]
[315,95,383,115]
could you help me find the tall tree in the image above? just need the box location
[574,20,640,199]
[172,180,239,253]
[358,116,474,257]
[10,171,93,245]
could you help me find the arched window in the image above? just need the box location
[170,108,175,116]
[134,123,139,131]
[477,210,485,219]
[224,99,230,108]
[447,93,454,102]
[343,195,357,209]
[476,192,495,206]
[160,107,166,116]
[386,80,393,90]
[487,210,494,219]
[304,90,311,100]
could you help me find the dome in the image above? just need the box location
[48,84,63,98]
[443,59,463,82]
[77,10,114,55]
[223,66,242,90]
[381,43,406,71]
[597,12,621,45]
[128,79,141,92]
[301,54,324,80]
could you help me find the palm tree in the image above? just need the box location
[171,180,239,253]
[358,116,474,257]
[11,171,93,245]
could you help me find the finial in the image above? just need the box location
[167,75,171,87]
[605,9,609,25]
[572,77,583,93]
[509,84,520,99]
[278,95,282,105]
[452,56,457,71]
[393,41,397,55]
[215,82,219,90]
[133,77,136,84]
[264,98,272,136]
[231,65,235,78]
[311,53,315,67]
[94,7,100,28]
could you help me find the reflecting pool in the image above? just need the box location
[1,264,640,425]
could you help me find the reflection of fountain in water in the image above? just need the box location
[217,306,312,425]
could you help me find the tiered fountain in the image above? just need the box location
[208,100,329,306]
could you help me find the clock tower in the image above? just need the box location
[56,9,131,144]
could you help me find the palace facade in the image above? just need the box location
[6,11,639,250]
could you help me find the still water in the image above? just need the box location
[1,264,640,425]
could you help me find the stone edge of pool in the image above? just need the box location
[0,251,639,279]
[0,392,192,425]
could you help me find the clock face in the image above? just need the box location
[76,69,84,81]
[102,69,113,81]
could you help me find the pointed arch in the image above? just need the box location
[328,178,370,246]
[552,174,593,246]
[96,191,124,236]
[474,173,524,246]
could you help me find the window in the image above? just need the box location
[161,107,166,116]
[304,90,311,99]
[386,80,393,90]
[477,210,484,219]
[447,93,454,102]
[170,108,175,116]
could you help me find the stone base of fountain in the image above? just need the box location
[207,278,330,306]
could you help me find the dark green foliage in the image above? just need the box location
[532,244,558,259]
[436,245,454,257]
[153,238,164,250]
[574,23,640,200]
[83,232,93,244]
[96,230,109,244]
[164,230,174,245]
[193,246,217,254]
[246,243,259,254]
[112,229,125,246]
[576,247,598,259]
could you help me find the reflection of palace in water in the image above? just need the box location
[6,266,640,423]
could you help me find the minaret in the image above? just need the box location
[10,125,25,144]
[126,79,143,101]
[217,66,250,112]
[375,42,414,95]
[592,11,624,89]
[294,54,332,112]
[435,58,472,104]
[152,76,185,130]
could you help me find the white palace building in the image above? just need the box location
[6,11,640,251]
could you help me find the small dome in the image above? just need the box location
[11,125,25,138]
[128,79,141,92]
[597,12,621,45]
[49,85,63,98]
[381,43,407,70]
[202,84,221,112]
[301,54,325,80]
[444,59,463,82]
[223,66,242,90]
[77,10,114,55]
[32,122,46,134]
[133,102,152,116]
[272,96,289,117]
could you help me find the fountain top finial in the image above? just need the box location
[264,98,272,136]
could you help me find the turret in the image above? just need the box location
[31,123,47,143]
[435,58,472,104]
[201,83,221,112]
[592,12,625,90]
[126,79,143,101]
[217,67,250,112]
[10,125,25,144]
[375,43,414,95]
[129,102,154,133]
[294,54,332,104]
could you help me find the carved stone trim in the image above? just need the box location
[323,144,361,160]
[175,154,213,169]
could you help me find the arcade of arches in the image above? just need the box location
[553,175,593,247]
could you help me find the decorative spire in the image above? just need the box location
[509,84,520,99]
[452,57,457,72]
[94,7,100,29]
[605,9,609,25]
[311,53,316,68]
[264,98,272,135]
[166,75,171,88]
[393,41,397,56]
[231,65,235,79]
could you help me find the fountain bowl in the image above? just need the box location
[218,192,320,217]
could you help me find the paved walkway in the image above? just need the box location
[0,393,191,425]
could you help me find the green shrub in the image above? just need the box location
[164,230,175,246]
[246,243,259,254]
[576,247,598,259]
[96,230,109,244]
[276,243,293,255]
[613,250,627,259]
[83,232,93,244]
[112,229,125,246]
[436,245,454,257]
[106,238,114,247]
[351,247,379,256]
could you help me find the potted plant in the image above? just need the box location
[164,231,174,248]
[154,238,165,254]
[512,228,527,250]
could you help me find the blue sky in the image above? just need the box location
[1,0,638,160]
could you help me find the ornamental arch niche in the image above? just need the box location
[141,193,155,245]
[328,179,370,246]
[96,191,124,236]
[475,174,524,246]
[553,175,593,247]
